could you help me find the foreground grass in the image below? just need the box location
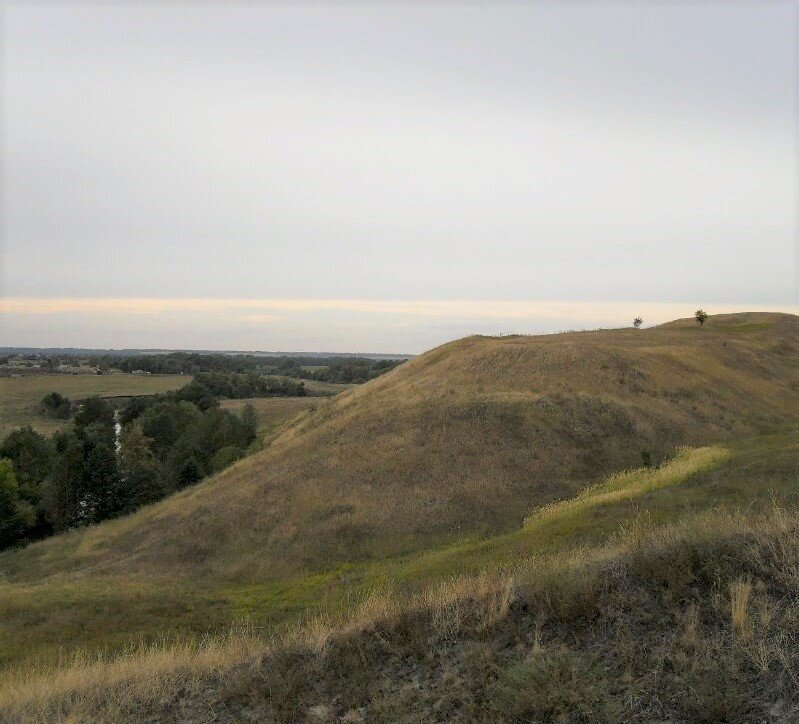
[4,498,799,721]
[1,434,795,671]
[0,443,725,667]
[1,431,797,720]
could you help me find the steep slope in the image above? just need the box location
[1,312,798,671]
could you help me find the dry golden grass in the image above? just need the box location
[5,502,799,722]
[1,312,798,718]
[0,631,261,722]
[730,576,753,639]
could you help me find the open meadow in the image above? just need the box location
[217,380,352,439]
[0,374,191,439]
[296,378,354,397]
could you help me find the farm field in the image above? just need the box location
[0,374,190,439]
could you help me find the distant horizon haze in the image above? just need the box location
[2,297,797,354]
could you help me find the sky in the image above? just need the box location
[1,2,797,353]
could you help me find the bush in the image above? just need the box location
[41,392,72,419]
[210,446,246,473]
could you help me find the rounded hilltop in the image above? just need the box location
[656,310,797,329]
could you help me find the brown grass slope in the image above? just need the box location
[3,312,798,589]
[6,495,799,722]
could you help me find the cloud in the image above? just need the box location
[236,313,285,324]
[3,4,795,308]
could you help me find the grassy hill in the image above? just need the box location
[1,312,798,720]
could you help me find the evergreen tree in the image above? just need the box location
[176,455,204,488]
[118,427,166,511]
[78,422,120,524]
[0,459,35,548]
[240,404,258,447]
[41,430,83,531]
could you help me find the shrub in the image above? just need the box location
[40,392,72,419]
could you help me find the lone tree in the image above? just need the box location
[633,317,643,329]
[695,309,709,326]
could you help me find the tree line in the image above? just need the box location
[86,351,406,380]
[303,358,401,383]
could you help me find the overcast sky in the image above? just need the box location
[1,2,796,352]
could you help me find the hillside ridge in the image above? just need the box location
[3,312,797,584]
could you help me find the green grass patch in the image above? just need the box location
[213,434,796,627]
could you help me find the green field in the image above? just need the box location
[0,370,348,443]
[217,379,352,440]
[0,374,191,439]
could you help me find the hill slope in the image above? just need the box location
[6,313,798,580]
[4,433,799,722]
[1,312,798,677]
